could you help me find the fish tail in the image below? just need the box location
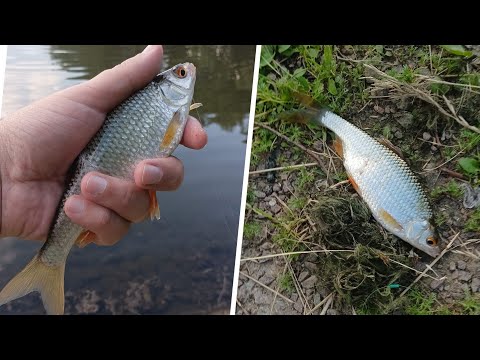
[279,107,331,127]
[0,255,65,315]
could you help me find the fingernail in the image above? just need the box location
[68,198,85,214]
[143,45,155,53]
[86,175,107,196]
[142,164,163,185]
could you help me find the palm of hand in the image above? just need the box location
[0,92,106,240]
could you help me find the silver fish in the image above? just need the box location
[0,62,197,314]
[314,109,440,257]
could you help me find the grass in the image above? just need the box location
[245,45,480,315]
[278,273,295,294]
[465,208,480,232]
[405,290,452,315]
[404,289,480,315]
[431,179,463,199]
[243,221,261,240]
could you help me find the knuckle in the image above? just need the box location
[97,209,112,227]
[120,185,137,208]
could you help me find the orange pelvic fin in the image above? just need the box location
[333,137,344,158]
[378,209,403,231]
[75,230,97,248]
[160,111,181,152]
[148,190,161,220]
[348,175,361,195]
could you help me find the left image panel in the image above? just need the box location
[0,45,255,315]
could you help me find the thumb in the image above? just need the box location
[59,45,164,114]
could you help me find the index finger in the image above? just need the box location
[180,116,208,150]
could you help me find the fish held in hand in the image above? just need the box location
[0,62,197,314]
[305,109,440,257]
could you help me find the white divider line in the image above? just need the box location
[229,45,261,315]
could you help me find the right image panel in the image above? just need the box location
[236,45,480,315]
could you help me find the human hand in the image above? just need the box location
[0,45,207,246]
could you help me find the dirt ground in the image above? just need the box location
[236,45,480,315]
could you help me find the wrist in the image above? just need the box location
[0,119,8,237]
[0,120,4,236]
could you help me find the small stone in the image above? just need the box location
[326,309,338,315]
[273,184,281,192]
[422,132,431,141]
[394,130,403,139]
[452,292,464,300]
[254,291,270,305]
[254,190,266,199]
[304,262,317,272]
[458,271,472,282]
[444,285,450,291]
[268,198,277,207]
[313,293,321,305]
[305,254,318,262]
[293,300,304,313]
[449,262,456,271]
[451,270,459,279]
[264,185,273,196]
[395,112,414,128]
[271,204,282,214]
[260,242,271,250]
[259,274,275,286]
[302,275,318,289]
[298,271,309,282]
[457,260,467,270]
[430,278,445,290]
[431,145,437,152]
[374,104,385,114]
[282,181,291,193]
[471,278,480,292]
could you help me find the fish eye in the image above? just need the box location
[426,236,438,246]
[175,66,187,78]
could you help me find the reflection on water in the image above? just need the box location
[0,45,254,314]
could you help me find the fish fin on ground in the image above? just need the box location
[148,190,161,220]
[0,255,65,315]
[333,137,344,158]
[159,111,181,152]
[348,175,361,195]
[278,109,317,125]
[291,91,318,108]
[378,209,404,231]
[75,230,97,248]
[378,137,405,159]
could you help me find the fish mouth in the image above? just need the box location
[424,245,441,258]
[184,62,196,77]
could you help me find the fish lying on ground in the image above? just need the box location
[292,108,441,257]
[0,62,197,314]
